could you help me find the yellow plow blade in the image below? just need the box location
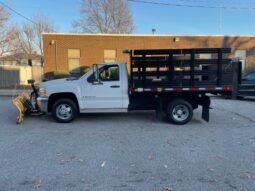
[12,93,31,124]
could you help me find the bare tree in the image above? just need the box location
[73,0,134,34]
[33,15,55,56]
[13,23,35,55]
[0,5,8,26]
[13,15,56,62]
[0,5,16,56]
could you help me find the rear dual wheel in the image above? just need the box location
[166,99,193,125]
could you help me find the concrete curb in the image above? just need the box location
[0,89,32,97]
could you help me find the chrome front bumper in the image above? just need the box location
[37,97,48,112]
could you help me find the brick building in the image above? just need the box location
[42,33,255,75]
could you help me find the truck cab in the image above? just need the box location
[38,62,129,122]
[80,62,129,112]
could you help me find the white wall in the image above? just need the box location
[0,65,42,87]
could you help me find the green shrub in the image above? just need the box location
[53,71,71,79]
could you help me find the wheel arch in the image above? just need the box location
[48,92,80,113]
[162,94,200,111]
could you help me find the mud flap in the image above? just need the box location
[202,96,211,122]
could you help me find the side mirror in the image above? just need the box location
[92,64,102,85]
[93,64,99,80]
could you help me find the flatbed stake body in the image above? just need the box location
[14,48,240,125]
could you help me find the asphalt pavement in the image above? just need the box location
[0,96,255,191]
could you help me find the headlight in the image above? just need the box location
[39,87,47,97]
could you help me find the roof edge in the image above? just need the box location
[42,32,255,37]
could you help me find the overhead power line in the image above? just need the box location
[0,1,36,25]
[128,0,255,10]
[171,0,255,4]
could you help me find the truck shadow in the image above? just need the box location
[239,97,255,102]
[78,110,202,125]
[215,96,255,102]
[79,111,158,122]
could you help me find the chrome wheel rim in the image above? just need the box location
[56,104,72,120]
[172,104,189,122]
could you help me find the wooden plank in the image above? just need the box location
[133,48,231,55]
[217,49,223,86]
[130,50,134,88]
[190,50,195,86]
[132,59,231,67]
[130,48,234,90]
[232,61,239,99]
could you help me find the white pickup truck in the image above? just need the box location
[38,62,130,120]
[37,48,237,125]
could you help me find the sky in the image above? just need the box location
[2,0,255,35]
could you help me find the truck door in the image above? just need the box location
[82,64,123,110]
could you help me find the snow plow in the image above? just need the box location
[12,80,43,124]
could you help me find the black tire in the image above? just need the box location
[52,98,77,123]
[166,99,193,125]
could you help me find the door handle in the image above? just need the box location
[110,85,120,88]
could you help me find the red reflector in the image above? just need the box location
[173,87,182,92]
[223,86,232,91]
[203,87,215,91]
[190,87,198,91]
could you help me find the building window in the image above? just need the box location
[68,49,80,73]
[68,49,80,58]
[104,50,116,63]
[235,50,246,72]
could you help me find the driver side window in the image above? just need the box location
[99,65,119,81]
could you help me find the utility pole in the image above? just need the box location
[219,3,222,34]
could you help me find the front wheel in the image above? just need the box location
[166,99,193,125]
[52,98,77,123]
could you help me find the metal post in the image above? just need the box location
[168,52,173,85]
[155,95,163,121]
[50,40,58,71]
[130,50,133,88]
[190,50,195,86]
[142,54,146,87]
[55,41,58,71]
[217,48,223,86]
[232,61,239,100]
